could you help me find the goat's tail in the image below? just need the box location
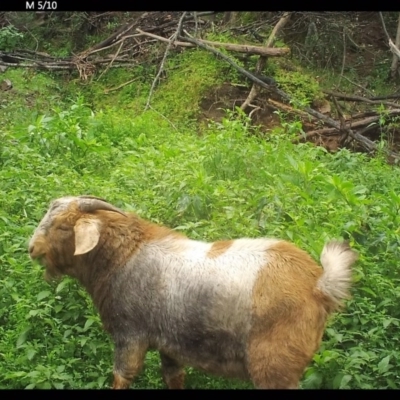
[316,241,358,312]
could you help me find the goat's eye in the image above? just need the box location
[57,224,70,231]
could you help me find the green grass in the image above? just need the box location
[1,50,400,389]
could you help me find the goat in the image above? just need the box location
[28,195,358,389]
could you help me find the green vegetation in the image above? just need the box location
[1,18,400,389]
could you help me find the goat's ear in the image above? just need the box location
[74,218,101,255]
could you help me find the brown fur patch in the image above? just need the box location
[143,220,186,242]
[113,342,148,389]
[163,372,185,389]
[112,374,132,389]
[206,240,234,259]
[247,241,329,389]
[160,353,185,389]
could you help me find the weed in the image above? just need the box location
[1,48,400,390]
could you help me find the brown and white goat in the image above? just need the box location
[28,195,358,389]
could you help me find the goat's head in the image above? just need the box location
[29,195,127,282]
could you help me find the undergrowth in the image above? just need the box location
[1,46,400,389]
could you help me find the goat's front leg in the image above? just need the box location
[112,340,148,389]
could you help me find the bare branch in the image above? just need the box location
[338,27,346,86]
[323,90,400,109]
[136,28,192,47]
[292,109,400,143]
[389,38,400,59]
[379,12,391,42]
[339,75,375,96]
[97,40,124,81]
[136,28,290,56]
[104,77,139,93]
[240,12,291,111]
[144,12,188,111]
[380,12,400,79]
[178,31,279,92]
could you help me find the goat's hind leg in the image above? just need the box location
[160,352,185,389]
[112,340,148,389]
[247,333,312,389]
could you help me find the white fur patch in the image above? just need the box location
[134,237,281,333]
[317,241,357,304]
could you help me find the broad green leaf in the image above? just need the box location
[378,355,391,374]
[16,327,31,348]
[37,290,51,301]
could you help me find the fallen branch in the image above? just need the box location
[104,77,139,93]
[338,27,346,86]
[331,93,347,148]
[144,11,187,111]
[136,28,192,47]
[241,12,291,111]
[177,30,399,155]
[371,93,400,100]
[192,38,290,56]
[178,31,279,93]
[137,28,290,56]
[292,127,338,142]
[267,98,317,121]
[301,106,400,158]
[178,30,387,155]
[338,75,375,96]
[390,14,400,80]
[389,37,400,59]
[380,11,400,79]
[324,90,400,109]
[82,33,143,57]
[97,40,124,81]
[291,113,392,143]
[80,18,141,57]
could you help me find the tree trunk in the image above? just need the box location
[390,13,400,80]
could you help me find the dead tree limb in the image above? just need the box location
[304,109,383,154]
[97,40,124,81]
[380,11,400,80]
[79,17,143,57]
[177,30,395,156]
[323,90,400,108]
[338,27,346,86]
[299,107,400,158]
[339,75,375,96]
[240,12,291,111]
[178,32,279,92]
[189,38,290,56]
[371,93,400,100]
[136,28,290,56]
[389,37,400,60]
[104,77,139,93]
[177,29,393,157]
[136,29,193,47]
[144,12,187,111]
[267,99,317,121]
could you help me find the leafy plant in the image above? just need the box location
[0,25,24,51]
[2,42,400,390]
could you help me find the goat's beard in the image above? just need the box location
[43,263,63,283]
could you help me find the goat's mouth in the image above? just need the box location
[31,254,47,267]
[43,262,63,283]
[43,269,62,283]
[29,244,46,262]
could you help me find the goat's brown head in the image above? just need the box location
[29,196,127,282]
